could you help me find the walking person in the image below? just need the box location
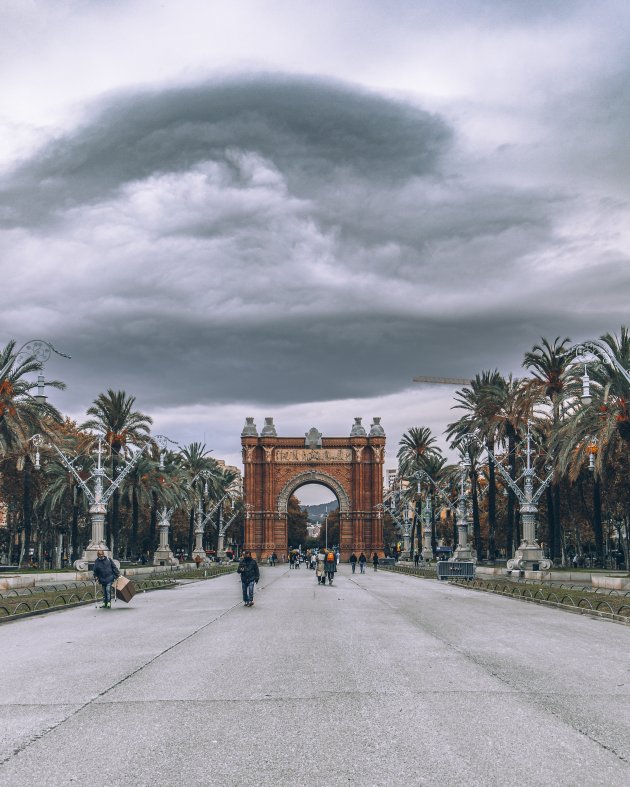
[315,548,327,585]
[372,552,379,571]
[238,550,260,606]
[414,552,420,568]
[325,549,337,585]
[93,549,120,608]
[349,552,358,573]
[358,552,367,573]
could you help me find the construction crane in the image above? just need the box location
[412,375,471,386]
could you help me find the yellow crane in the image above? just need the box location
[412,375,471,385]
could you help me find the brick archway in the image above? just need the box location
[241,417,385,561]
[276,470,351,514]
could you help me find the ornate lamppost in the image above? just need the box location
[16,339,70,404]
[421,491,433,561]
[382,480,412,559]
[153,507,179,566]
[464,427,553,573]
[216,508,239,560]
[573,339,630,400]
[415,461,475,563]
[188,468,226,563]
[31,433,169,570]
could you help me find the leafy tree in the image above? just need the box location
[287,495,308,548]
[397,426,440,558]
[0,340,65,563]
[447,371,508,559]
[177,442,218,556]
[523,337,573,563]
[81,390,153,556]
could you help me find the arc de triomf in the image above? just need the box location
[241,416,386,561]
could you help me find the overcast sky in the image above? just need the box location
[2,1,629,503]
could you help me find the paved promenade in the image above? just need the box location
[1,565,629,786]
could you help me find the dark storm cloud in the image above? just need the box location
[0,75,451,229]
[2,72,627,425]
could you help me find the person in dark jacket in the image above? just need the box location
[372,552,379,571]
[325,550,337,585]
[349,553,358,573]
[238,550,260,606]
[358,552,367,573]
[93,550,120,608]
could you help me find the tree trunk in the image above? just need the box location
[130,484,139,558]
[553,483,562,563]
[431,494,437,554]
[409,506,417,561]
[71,486,79,562]
[149,490,158,554]
[593,478,603,564]
[470,468,482,559]
[546,486,555,559]
[21,460,32,567]
[487,440,497,560]
[188,508,195,557]
[506,433,517,555]
[111,450,120,557]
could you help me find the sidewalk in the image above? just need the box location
[1,565,629,786]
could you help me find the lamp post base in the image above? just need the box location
[451,545,476,563]
[153,549,179,566]
[74,543,120,571]
[507,542,552,572]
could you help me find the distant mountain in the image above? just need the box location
[300,501,339,521]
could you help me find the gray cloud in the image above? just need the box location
[2,72,629,436]
[1,76,451,229]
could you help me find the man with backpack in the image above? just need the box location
[325,549,337,585]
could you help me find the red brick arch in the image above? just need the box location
[241,417,385,561]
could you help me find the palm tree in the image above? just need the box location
[121,449,189,558]
[421,453,449,553]
[492,375,532,555]
[557,327,630,564]
[81,390,153,556]
[0,340,65,453]
[0,340,65,564]
[447,370,508,560]
[522,337,573,564]
[397,427,440,559]
[205,465,241,553]
[178,442,217,557]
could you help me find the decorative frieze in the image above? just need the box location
[274,447,353,463]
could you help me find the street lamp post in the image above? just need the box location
[153,507,179,567]
[573,339,630,399]
[381,488,413,559]
[31,433,169,570]
[188,468,224,564]
[16,339,70,404]
[414,465,475,563]
[452,454,475,562]
[421,493,433,562]
[464,428,553,573]
[216,509,239,560]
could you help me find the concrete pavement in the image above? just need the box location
[1,564,629,786]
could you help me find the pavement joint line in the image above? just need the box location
[0,572,284,768]
[350,573,630,766]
